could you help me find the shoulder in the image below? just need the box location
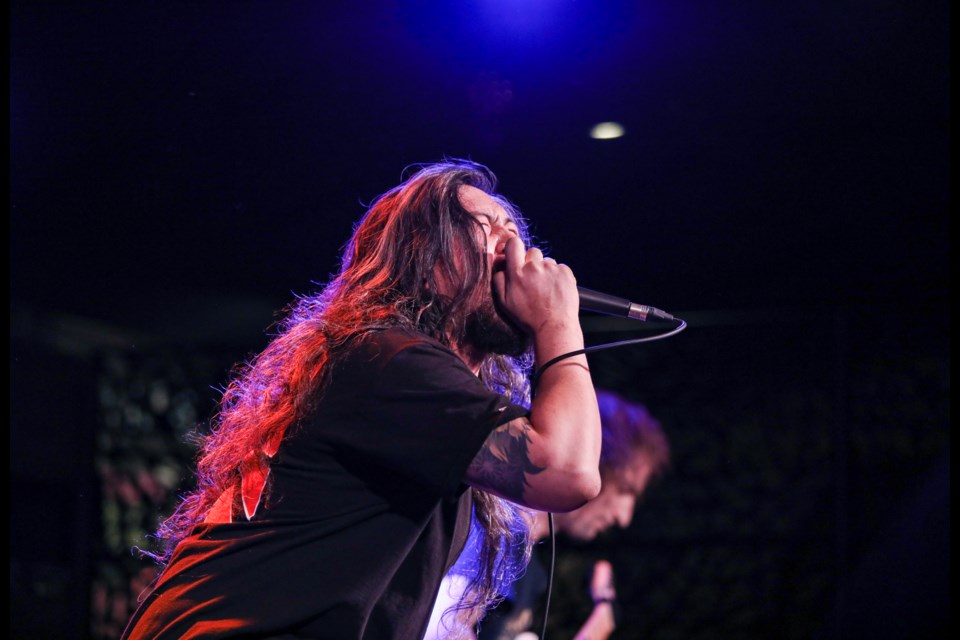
[355,328,460,369]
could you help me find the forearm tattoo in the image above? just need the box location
[468,418,545,500]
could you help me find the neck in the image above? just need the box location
[530,511,552,542]
[451,338,484,375]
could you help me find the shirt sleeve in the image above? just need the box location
[330,336,528,497]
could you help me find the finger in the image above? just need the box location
[502,236,526,274]
[591,560,616,596]
[492,269,506,300]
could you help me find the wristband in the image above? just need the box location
[592,596,621,627]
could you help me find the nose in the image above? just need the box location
[616,496,636,528]
[494,232,521,256]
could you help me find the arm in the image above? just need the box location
[466,237,602,512]
[572,560,618,640]
[573,602,617,640]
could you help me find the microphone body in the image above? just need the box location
[577,287,676,322]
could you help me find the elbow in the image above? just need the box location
[573,468,602,505]
[532,439,602,511]
[548,467,601,513]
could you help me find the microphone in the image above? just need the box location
[578,286,676,322]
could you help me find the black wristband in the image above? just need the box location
[592,597,622,627]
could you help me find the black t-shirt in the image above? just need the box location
[122,328,528,639]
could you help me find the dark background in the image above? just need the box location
[10,1,950,639]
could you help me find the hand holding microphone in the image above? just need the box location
[493,237,581,335]
[494,237,678,331]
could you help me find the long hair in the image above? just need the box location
[146,158,535,628]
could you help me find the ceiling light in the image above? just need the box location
[589,122,625,140]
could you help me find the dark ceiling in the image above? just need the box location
[10,1,950,343]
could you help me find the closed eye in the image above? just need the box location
[476,212,519,237]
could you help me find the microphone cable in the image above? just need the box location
[530,316,687,640]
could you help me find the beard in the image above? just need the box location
[462,288,530,359]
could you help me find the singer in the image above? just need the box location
[120,159,602,639]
